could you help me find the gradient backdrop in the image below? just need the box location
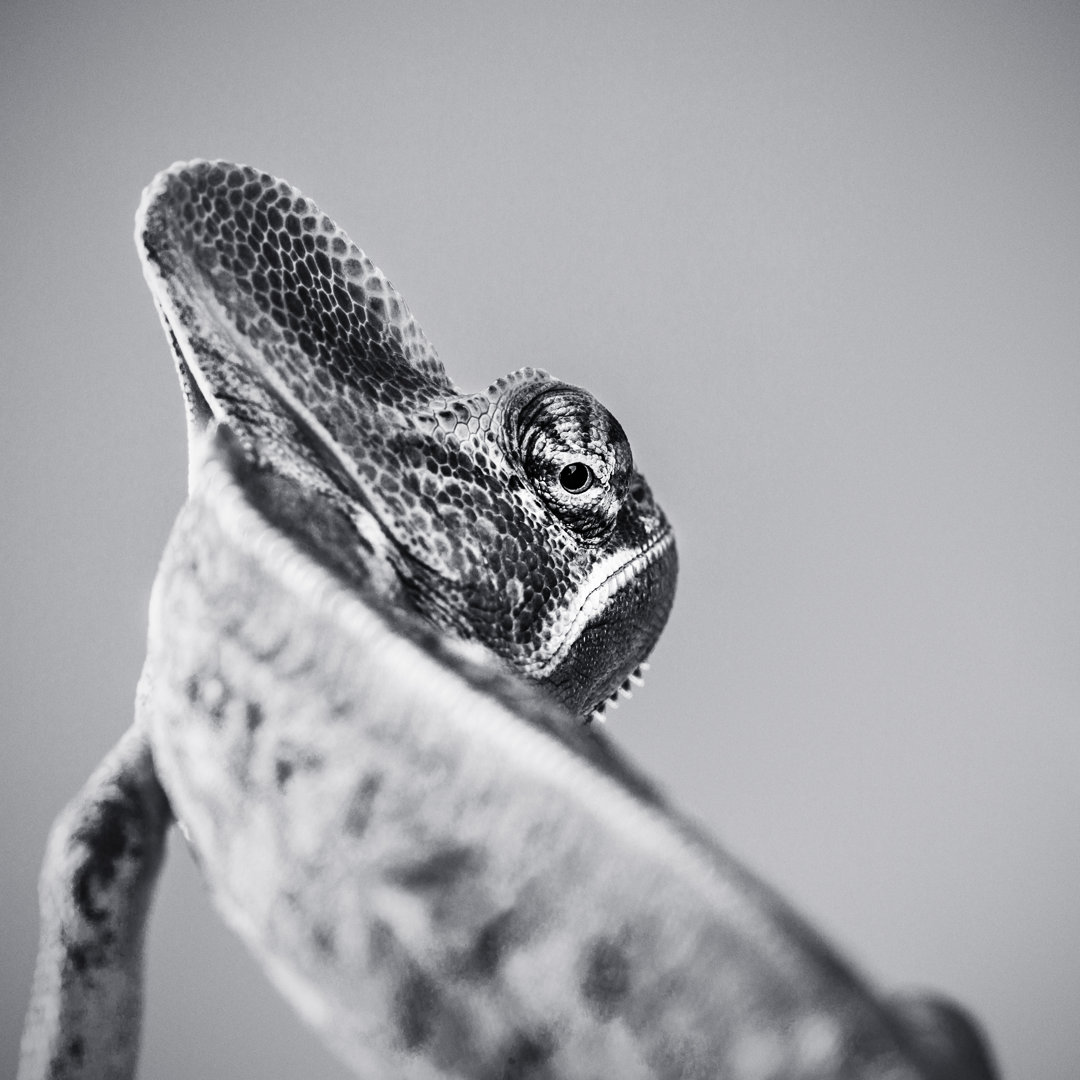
[2,4,1077,1078]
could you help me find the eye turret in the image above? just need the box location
[515,384,634,541]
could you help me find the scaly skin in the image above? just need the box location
[136,161,676,720]
[20,162,998,1080]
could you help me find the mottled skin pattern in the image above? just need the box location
[19,161,998,1080]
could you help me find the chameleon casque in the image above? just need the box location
[20,161,998,1080]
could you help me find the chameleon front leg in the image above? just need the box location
[18,721,171,1080]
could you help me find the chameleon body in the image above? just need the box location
[19,162,997,1080]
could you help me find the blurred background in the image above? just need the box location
[2,3,1077,1077]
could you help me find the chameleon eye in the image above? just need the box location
[513,380,633,540]
[559,461,594,494]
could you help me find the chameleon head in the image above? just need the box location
[136,160,676,721]
[364,367,678,719]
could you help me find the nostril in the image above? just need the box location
[630,481,647,504]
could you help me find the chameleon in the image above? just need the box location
[19,160,998,1080]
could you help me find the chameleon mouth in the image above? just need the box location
[588,662,649,724]
[529,525,676,681]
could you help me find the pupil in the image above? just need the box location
[559,462,593,493]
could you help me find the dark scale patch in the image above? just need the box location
[580,936,632,1021]
[345,772,382,837]
[394,966,440,1050]
[456,908,517,981]
[312,922,336,958]
[274,746,324,790]
[492,1028,556,1080]
[245,701,263,732]
[207,696,226,729]
[70,779,146,925]
[387,844,483,892]
[66,1036,85,1066]
[68,943,89,973]
[368,916,396,969]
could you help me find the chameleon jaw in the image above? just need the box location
[529,527,676,679]
[531,526,678,719]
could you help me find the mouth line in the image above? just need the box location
[525,525,675,679]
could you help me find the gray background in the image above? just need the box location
[2,3,1077,1078]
